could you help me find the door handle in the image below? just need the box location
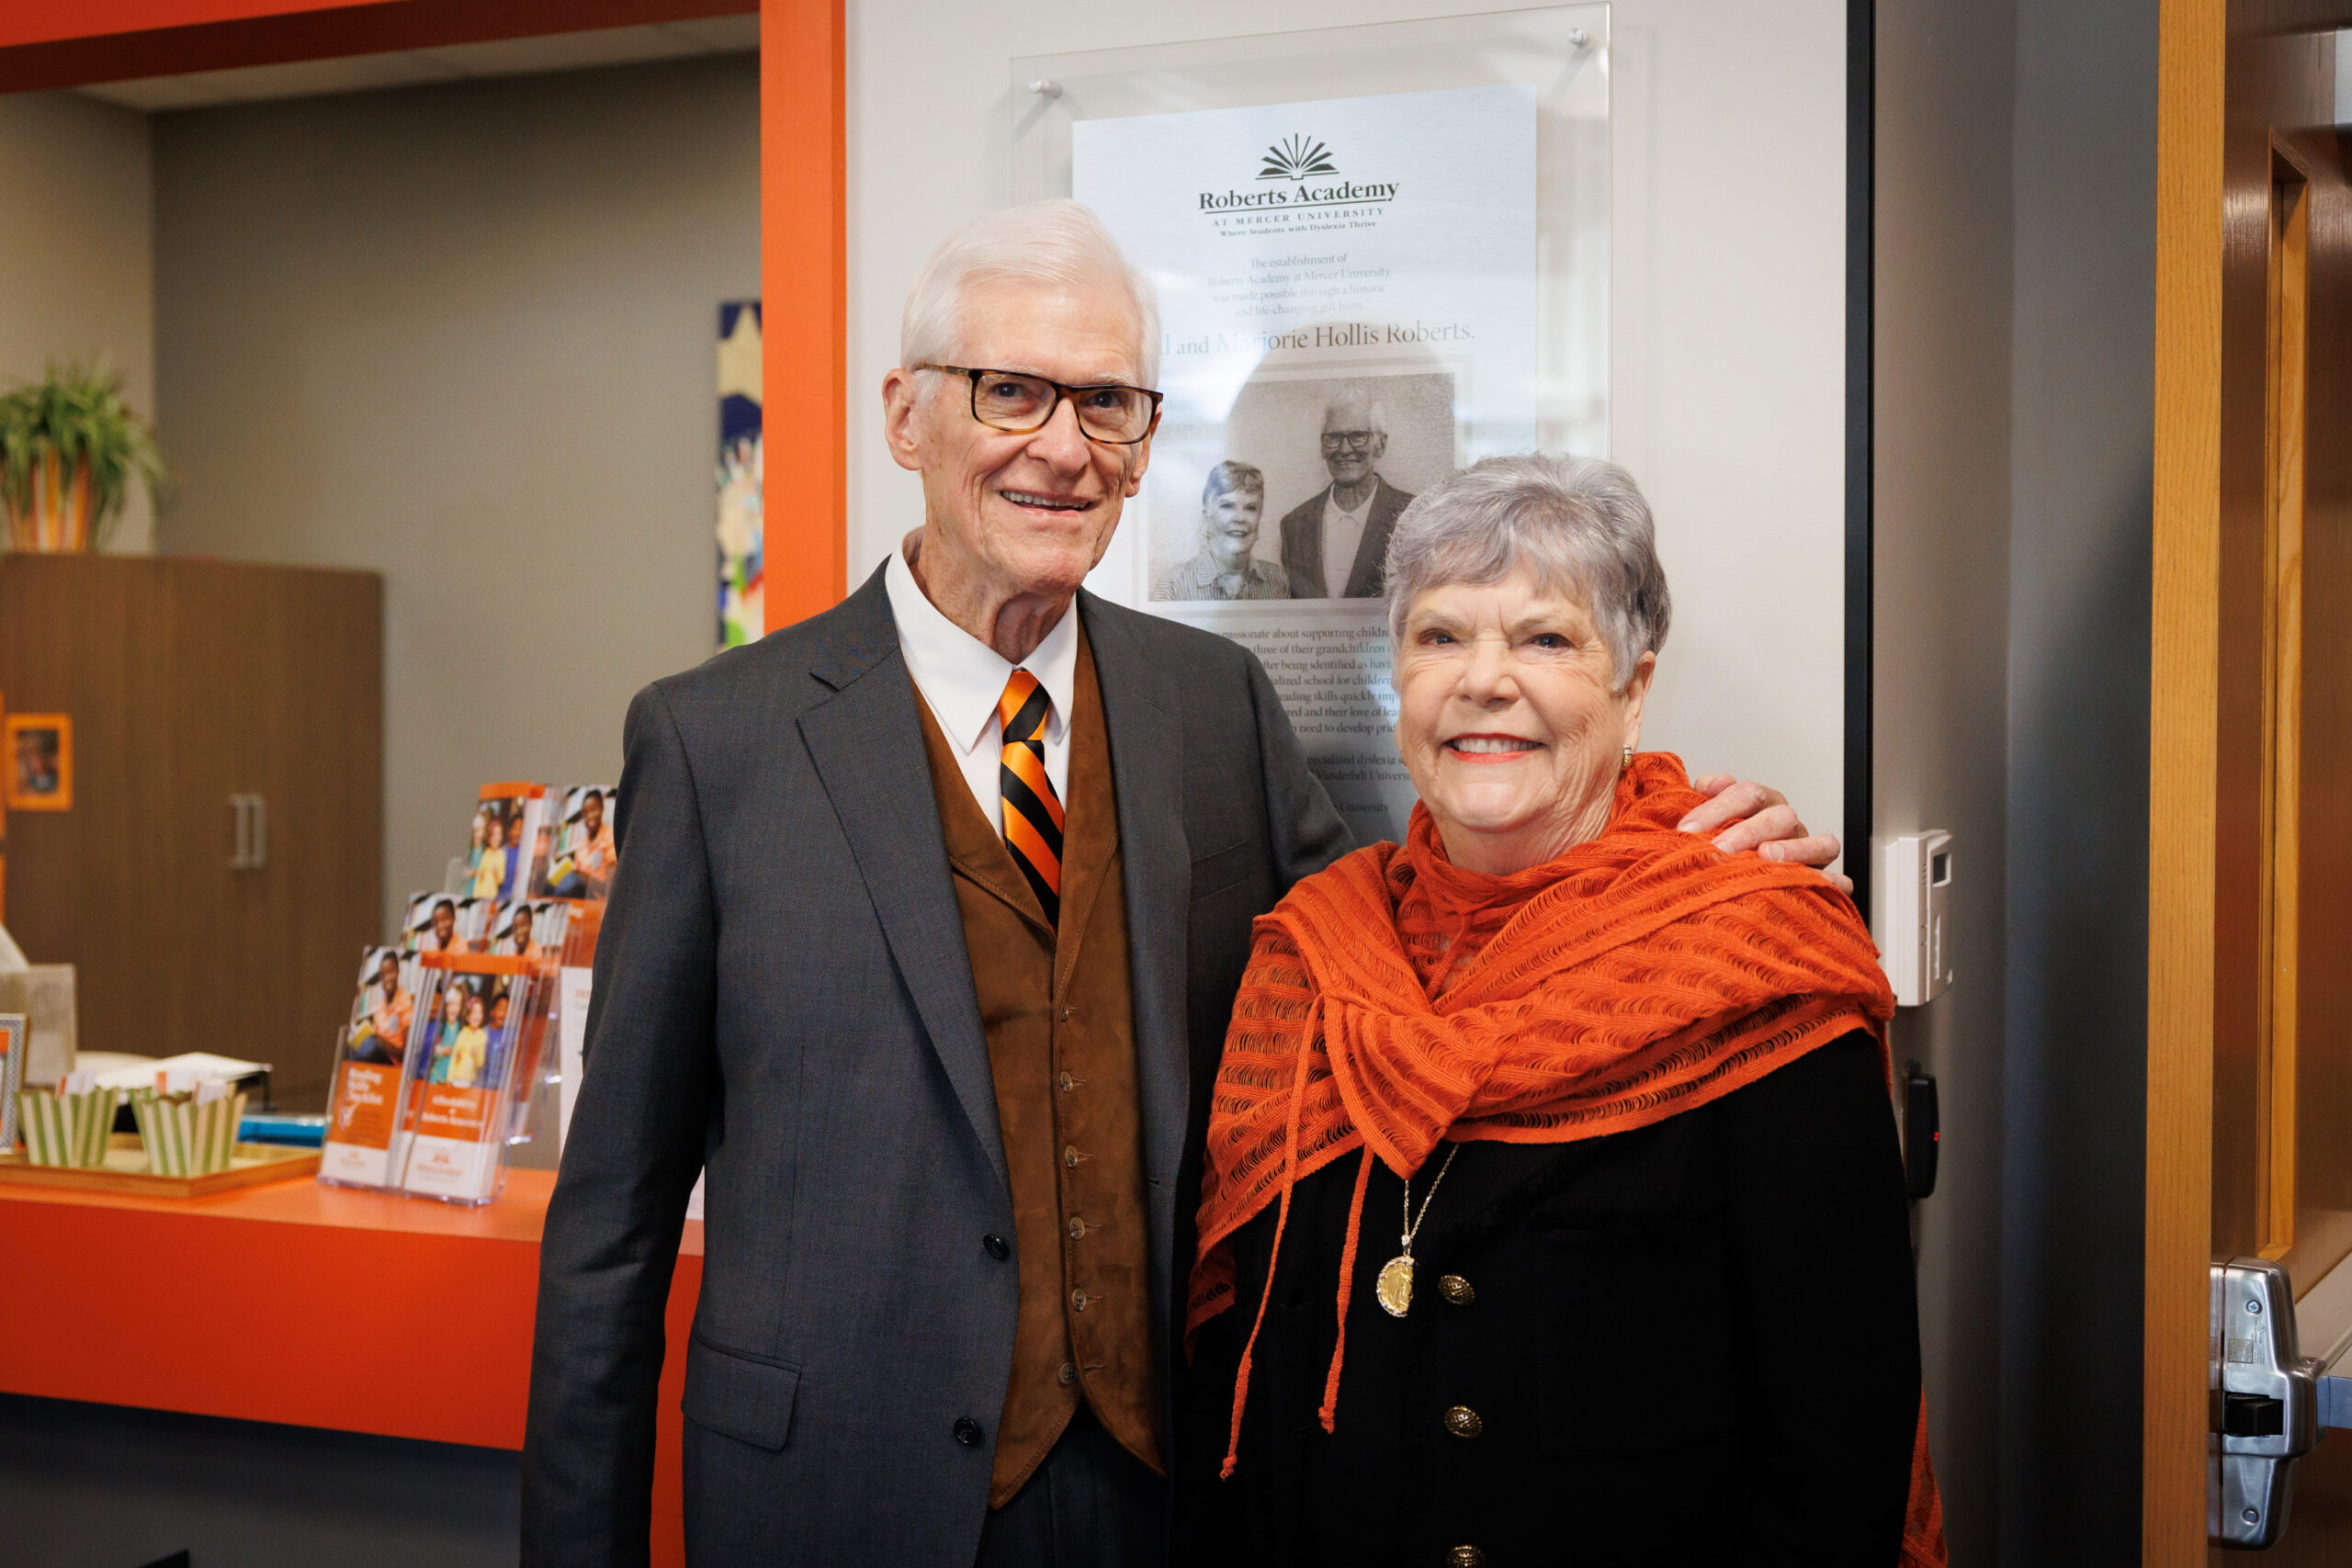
[2211,1258,2337,1548]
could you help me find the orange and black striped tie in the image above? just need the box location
[997,670,1064,924]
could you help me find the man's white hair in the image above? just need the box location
[1324,389,1390,434]
[900,200,1161,389]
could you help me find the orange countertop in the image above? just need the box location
[0,1165,702,1559]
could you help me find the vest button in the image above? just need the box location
[1442,1404,1483,1439]
[1070,1289,1091,1313]
[1058,1361,1078,1386]
[1437,1274,1476,1306]
[982,1234,1010,1260]
[1068,1215,1088,1240]
[954,1416,983,1447]
[1448,1549,1487,1567]
[1063,1145,1082,1168]
[1057,1070,1076,1092]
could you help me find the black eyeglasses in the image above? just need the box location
[920,365,1164,446]
[1319,430,1383,451]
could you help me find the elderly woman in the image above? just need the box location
[1181,455,1939,1567]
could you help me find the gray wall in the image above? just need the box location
[0,90,156,555]
[1874,0,2158,1561]
[1999,0,2155,1558]
[153,55,758,933]
[1873,4,2018,1561]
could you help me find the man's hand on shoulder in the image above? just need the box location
[1679,774,1852,897]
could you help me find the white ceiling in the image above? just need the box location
[75,15,757,113]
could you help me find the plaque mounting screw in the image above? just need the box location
[1569,28,1590,48]
[1029,79,1063,99]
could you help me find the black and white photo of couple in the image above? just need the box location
[1149,369,1453,604]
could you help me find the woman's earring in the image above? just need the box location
[1622,745,1634,773]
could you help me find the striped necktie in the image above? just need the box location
[997,670,1064,925]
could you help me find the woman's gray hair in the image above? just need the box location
[900,200,1161,389]
[1384,453,1671,688]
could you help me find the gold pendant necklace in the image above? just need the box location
[1375,1145,1460,1318]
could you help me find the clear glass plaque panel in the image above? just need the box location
[1013,8,1608,844]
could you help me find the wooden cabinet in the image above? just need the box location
[0,555,381,1109]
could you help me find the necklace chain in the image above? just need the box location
[1398,1144,1461,1255]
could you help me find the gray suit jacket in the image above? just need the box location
[1276,476,1414,599]
[522,565,1351,1566]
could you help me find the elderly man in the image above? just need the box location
[1153,462,1311,602]
[522,199,1838,1568]
[1278,389,1414,598]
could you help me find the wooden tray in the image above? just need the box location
[0,1133,320,1197]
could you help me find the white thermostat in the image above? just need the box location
[1880,831,1953,1008]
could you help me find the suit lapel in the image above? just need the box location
[1342,478,1400,599]
[1079,594,1191,1195]
[799,567,1007,1194]
[1284,493,1329,599]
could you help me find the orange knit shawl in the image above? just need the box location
[1190,754,1944,1564]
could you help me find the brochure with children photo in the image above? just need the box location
[319,947,424,1189]
[399,952,538,1203]
[403,892,462,953]
[534,785,616,900]
[465,784,546,904]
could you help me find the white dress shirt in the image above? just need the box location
[1321,484,1377,592]
[885,539,1078,836]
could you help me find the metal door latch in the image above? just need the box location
[2210,1258,2352,1547]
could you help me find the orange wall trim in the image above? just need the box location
[759,0,852,626]
[0,0,755,94]
[0,0,390,51]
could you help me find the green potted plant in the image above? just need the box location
[0,360,165,553]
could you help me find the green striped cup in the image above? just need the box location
[18,1086,120,1168]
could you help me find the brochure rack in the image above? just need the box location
[321,779,611,1205]
[321,949,555,1205]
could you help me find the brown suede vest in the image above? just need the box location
[911,629,1165,1506]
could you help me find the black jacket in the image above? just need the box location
[1276,477,1415,599]
[1178,1031,1920,1567]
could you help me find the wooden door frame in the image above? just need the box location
[2148,2,2352,1560]
[2147,0,2228,1544]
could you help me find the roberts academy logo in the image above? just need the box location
[1200,133,1397,215]
[1257,134,1339,182]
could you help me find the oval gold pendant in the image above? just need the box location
[1375,1255,1415,1317]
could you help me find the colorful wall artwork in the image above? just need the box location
[718,300,763,647]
